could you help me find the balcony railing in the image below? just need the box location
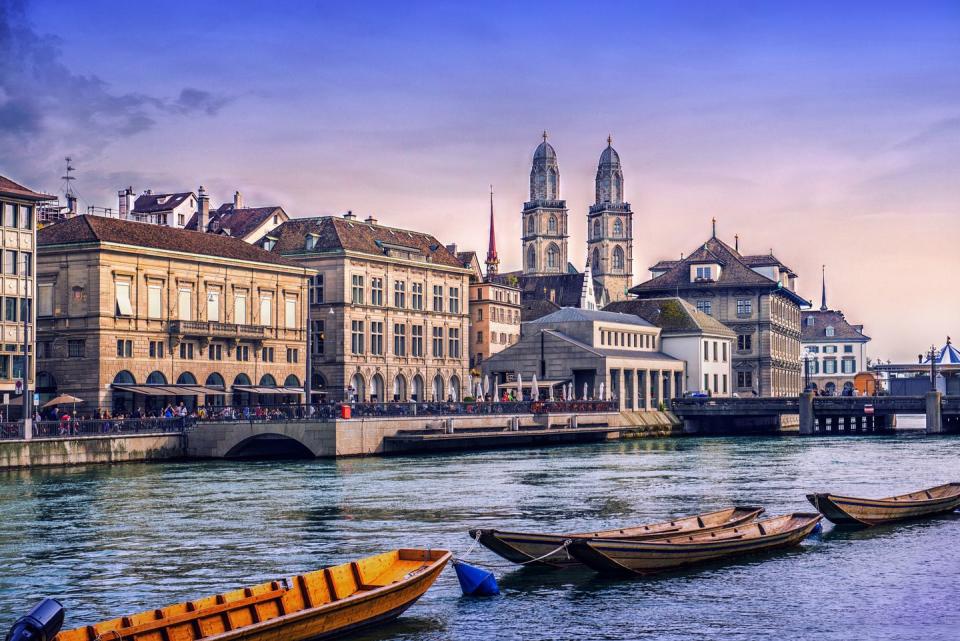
[169,320,266,339]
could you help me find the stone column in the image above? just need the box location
[624,369,634,410]
[654,370,662,410]
[926,391,943,434]
[640,370,648,410]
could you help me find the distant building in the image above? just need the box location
[605,297,736,397]
[262,212,472,402]
[186,191,289,242]
[631,227,809,397]
[801,268,870,394]
[36,215,312,412]
[0,175,56,411]
[121,187,197,228]
[480,307,685,410]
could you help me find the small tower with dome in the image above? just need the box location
[522,131,569,275]
[587,136,634,301]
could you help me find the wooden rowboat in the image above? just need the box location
[566,513,821,575]
[53,549,450,641]
[467,506,764,568]
[807,483,960,526]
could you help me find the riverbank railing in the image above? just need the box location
[28,417,193,440]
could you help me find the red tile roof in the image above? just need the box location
[185,205,284,239]
[38,215,305,268]
[132,192,194,213]
[0,175,56,201]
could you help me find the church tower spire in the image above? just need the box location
[820,265,828,311]
[522,132,569,276]
[485,185,499,276]
[586,136,633,302]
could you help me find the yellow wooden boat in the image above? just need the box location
[807,482,960,526]
[567,513,821,575]
[53,549,450,641]
[468,506,764,568]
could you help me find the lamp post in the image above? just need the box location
[928,344,938,391]
[802,348,812,393]
[21,251,33,438]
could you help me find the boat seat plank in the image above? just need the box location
[325,564,359,600]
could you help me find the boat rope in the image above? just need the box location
[95,630,123,641]
[457,531,574,568]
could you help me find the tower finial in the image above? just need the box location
[734,234,739,252]
[542,130,548,143]
[485,184,499,277]
[820,264,827,311]
[607,134,612,146]
[711,217,716,238]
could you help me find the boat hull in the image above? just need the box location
[469,506,764,568]
[567,514,821,575]
[807,483,960,526]
[53,549,450,641]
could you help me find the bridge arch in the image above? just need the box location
[223,433,316,459]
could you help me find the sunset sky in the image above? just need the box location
[2,0,957,361]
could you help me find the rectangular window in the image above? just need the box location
[722,374,728,394]
[824,359,837,374]
[448,328,460,358]
[4,297,16,322]
[179,342,194,359]
[260,346,273,362]
[285,298,297,328]
[351,275,364,304]
[3,203,17,227]
[351,320,364,355]
[370,277,383,306]
[433,285,443,312]
[234,292,247,324]
[148,285,162,319]
[115,281,133,316]
[38,284,53,317]
[411,283,423,310]
[286,348,299,363]
[309,274,324,304]
[449,287,460,314]
[703,341,709,360]
[824,345,837,354]
[737,371,753,388]
[207,343,223,361]
[312,319,325,355]
[21,251,31,276]
[260,295,272,326]
[808,346,820,353]
[68,339,85,358]
[0,355,7,379]
[21,205,32,229]
[412,325,424,357]
[737,299,752,316]
[841,359,856,374]
[432,326,444,357]
[704,373,709,391]
[712,342,718,361]
[149,340,164,358]
[394,281,406,308]
[178,288,192,321]
[394,323,406,356]
[737,334,752,351]
[695,266,712,280]
[713,373,719,393]
[370,321,383,355]
[207,290,220,322]
[843,345,853,353]
[477,331,483,344]
[116,339,132,357]
[695,300,712,316]
[722,342,728,362]
[237,345,250,362]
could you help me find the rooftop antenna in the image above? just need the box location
[61,157,77,198]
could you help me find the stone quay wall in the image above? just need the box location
[0,433,185,469]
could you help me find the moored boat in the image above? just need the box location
[807,483,960,526]
[468,506,764,568]
[566,513,821,575]
[52,549,450,641]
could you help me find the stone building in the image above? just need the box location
[480,307,684,409]
[262,213,472,403]
[0,176,55,410]
[632,228,808,397]
[36,215,312,412]
[605,297,735,397]
[587,137,634,303]
[522,132,569,276]
[801,268,870,394]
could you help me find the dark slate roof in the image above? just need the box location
[741,253,796,276]
[264,216,465,268]
[604,297,735,337]
[132,192,194,213]
[801,309,870,342]
[185,206,284,238]
[0,175,56,201]
[496,271,606,309]
[649,259,680,271]
[521,298,560,322]
[38,215,304,268]
[529,307,654,327]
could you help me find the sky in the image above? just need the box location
[1,0,958,362]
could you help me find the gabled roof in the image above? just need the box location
[132,192,194,213]
[263,216,465,268]
[604,297,736,337]
[741,253,796,276]
[649,259,680,271]
[185,206,285,238]
[802,309,871,342]
[528,307,653,327]
[0,175,56,201]
[521,298,561,322]
[38,215,304,268]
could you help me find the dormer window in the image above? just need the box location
[691,263,720,282]
[305,233,319,250]
[262,236,277,251]
[805,316,815,327]
[825,325,835,337]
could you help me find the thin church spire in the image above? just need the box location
[485,185,499,276]
[820,264,828,311]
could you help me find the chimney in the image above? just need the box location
[446,243,457,255]
[197,185,210,232]
[343,210,356,220]
[118,186,134,219]
[233,190,243,209]
[365,215,378,225]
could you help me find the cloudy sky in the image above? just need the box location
[2,0,957,361]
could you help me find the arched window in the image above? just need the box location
[449,375,461,402]
[371,373,385,402]
[146,371,167,385]
[548,215,557,233]
[432,374,444,401]
[593,219,601,240]
[526,216,536,235]
[176,372,197,385]
[204,372,226,406]
[546,244,560,271]
[350,373,365,402]
[233,373,251,386]
[205,373,225,389]
[592,248,600,271]
[412,374,425,402]
[259,373,277,387]
[114,371,136,385]
[393,374,407,401]
[311,372,326,389]
[284,374,301,388]
[526,245,537,270]
[111,371,136,414]
[612,246,625,272]
[613,218,623,237]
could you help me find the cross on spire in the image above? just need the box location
[607,134,612,146]
[542,130,548,143]
[711,217,716,238]
[820,264,828,311]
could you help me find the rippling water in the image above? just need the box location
[1,428,958,640]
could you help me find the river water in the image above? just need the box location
[1,427,958,641]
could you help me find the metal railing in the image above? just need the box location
[0,422,24,441]
[30,417,192,439]
[169,320,266,338]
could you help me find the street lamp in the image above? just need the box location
[802,348,812,393]
[928,344,938,392]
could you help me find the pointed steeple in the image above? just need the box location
[820,265,828,311]
[580,254,597,311]
[485,185,499,276]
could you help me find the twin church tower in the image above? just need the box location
[519,133,634,302]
